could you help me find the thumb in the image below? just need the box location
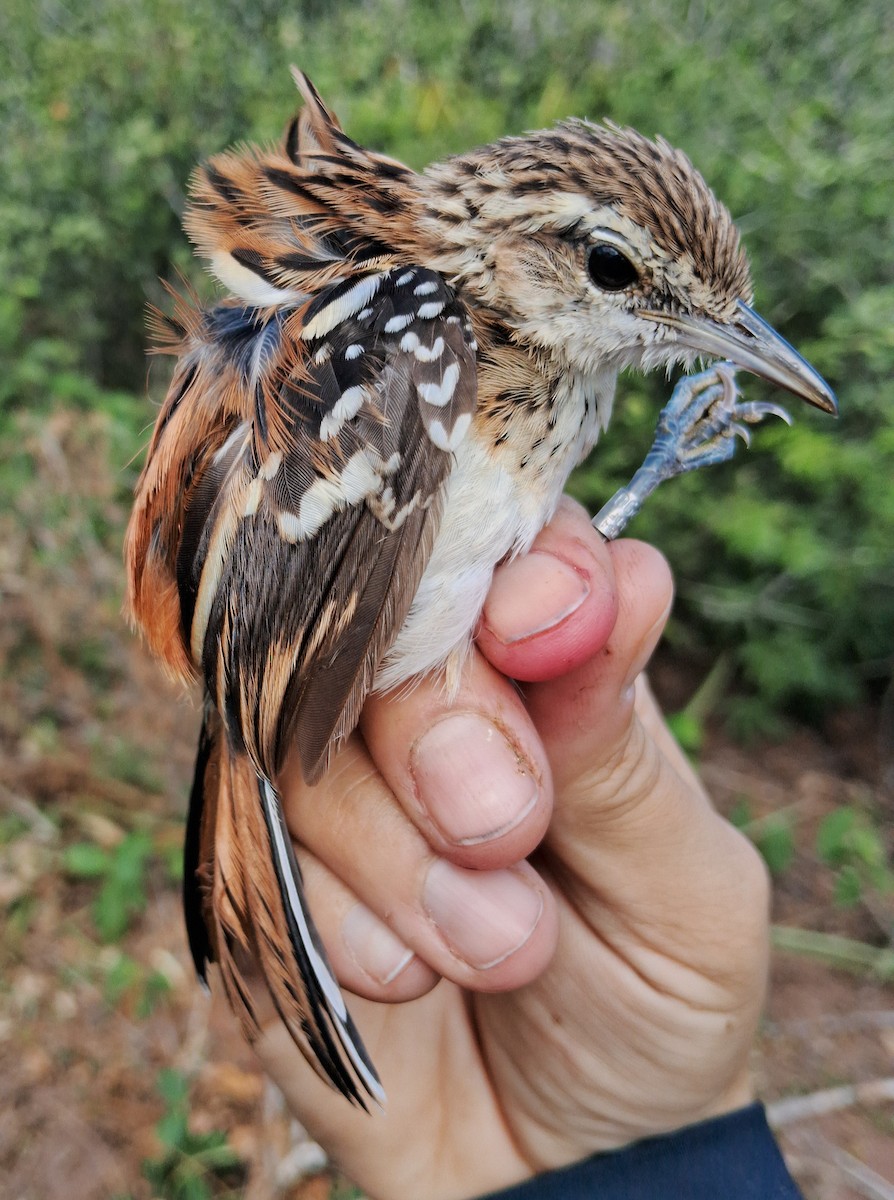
[525,535,674,789]
[521,532,767,995]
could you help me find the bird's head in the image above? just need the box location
[418,120,836,413]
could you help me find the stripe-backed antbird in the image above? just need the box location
[125,70,837,1106]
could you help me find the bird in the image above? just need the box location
[125,69,836,1107]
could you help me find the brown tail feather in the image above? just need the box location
[185,707,383,1107]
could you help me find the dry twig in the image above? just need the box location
[769,1078,894,1127]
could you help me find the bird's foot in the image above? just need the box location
[650,361,791,469]
[593,362,791,540]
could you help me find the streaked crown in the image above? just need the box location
[419,120,751,317]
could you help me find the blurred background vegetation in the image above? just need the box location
[2,1,893,1196]
[4,0,893,735]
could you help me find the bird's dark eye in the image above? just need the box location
[587,243,639,291]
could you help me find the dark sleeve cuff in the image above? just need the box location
[478,1103,802,1200]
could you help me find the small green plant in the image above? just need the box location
[666,709,703,757]
[816,805,894,908]
[101,949,173,1016]
[63,829,153,940]
[142,1070,242,1200]
[729,799,796,877]
[666,654,736,758]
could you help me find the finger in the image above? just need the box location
[293,843,440,1002]
[360,645,553,870]
[361,495,626,868]
[527,535,675,794]
[254,980,529,1200]
[279,736,559,992]
[477,495,619,683]
[634,670,705,798]
[522,534,769,984]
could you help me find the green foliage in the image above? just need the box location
[142,1070,242,1200]
[816,804,894,907]
[0,813,32,845]
[3,0,892,726]
[734,796,894,899]
[729,800,796,877]
[63,830,154,940]
[665,710,703,757]
[99,948,173,1015]
[666,654,736,755]
[756,817,797,878]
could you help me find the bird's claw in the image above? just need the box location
[653,361,791,472]
[735,399,793,427]
[593,362,793,540]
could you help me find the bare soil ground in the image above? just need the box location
[1,410,892,1199]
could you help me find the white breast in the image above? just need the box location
[373,367,616,692]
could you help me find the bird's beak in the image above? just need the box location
[643,300,837,415]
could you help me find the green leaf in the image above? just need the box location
[834,865,863,907]
[728,799,753,830]
[157,1068,190,1108]
[666,710,703,755]
[103,953,141,1005]
[816,807,858,864]
[62,842,110,878]
[92,831,153,941]
[156,1108,189,1151]
[137,970,173,1019]
[756,818,795,877]
[849,826,886,869]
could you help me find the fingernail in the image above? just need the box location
[410,714,539,845]
[342,903,415,986]
[621,599,674,694]
[483,552,589,644]
[423,860,543,970]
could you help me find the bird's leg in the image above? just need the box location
[592,362,791,540]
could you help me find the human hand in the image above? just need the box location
[255,498,770,1200]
